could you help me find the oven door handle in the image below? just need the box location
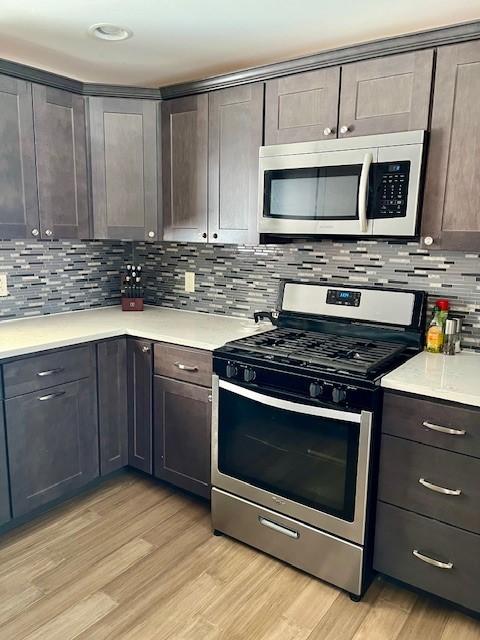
[358,152,373,233]
[219,379,362,424]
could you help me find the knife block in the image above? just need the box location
[121,297,144,311]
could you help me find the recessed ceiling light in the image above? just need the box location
[88,23,133,41]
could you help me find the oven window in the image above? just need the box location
[264,165,362,220]
[218,388,360,521]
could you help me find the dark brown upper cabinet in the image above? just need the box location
[422,42,480,250]
[265,68,340,144]
[89,97,159,241]
[208,84,263,244]
[0,75,39,240]
[33,85,89,239]
[338,50,433,138]
[162,94,209,242]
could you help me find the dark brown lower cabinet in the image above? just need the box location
[5,378,99,517]
[374,502,480,613]
[154,376,211,499]
[127,338,153,474]
[0,405,11,525]
[97,338,128,475]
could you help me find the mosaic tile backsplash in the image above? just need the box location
[135,240,480,349]
[0,240,130,320]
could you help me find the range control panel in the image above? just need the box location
[326,289,361,307]
[372,161,410,218]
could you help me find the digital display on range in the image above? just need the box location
[326,289,361,307]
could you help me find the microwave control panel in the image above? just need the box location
[371,161,410,218]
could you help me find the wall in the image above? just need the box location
[0,240,130,321]
[135,239,480,350]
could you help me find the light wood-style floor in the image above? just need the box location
[0,473,478,640]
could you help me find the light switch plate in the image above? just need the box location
[185,272,195,293]
[0,274,8,297]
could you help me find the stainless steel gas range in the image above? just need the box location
[211,281,426,599]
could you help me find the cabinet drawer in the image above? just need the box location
[374,501,480,613]
[3,345,94,398]
[383,392,480,458]
[379,435,480,534]
[154,342,212,387]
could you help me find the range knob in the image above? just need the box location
[332,387,347,404]
[309,381,323,398]
[243,367,256,383]
[226,362,238,379]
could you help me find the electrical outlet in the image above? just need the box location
[184,272,195,293]
[0,274,8,297]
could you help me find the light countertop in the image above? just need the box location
[381,350,480,408]
[0,306,273,359]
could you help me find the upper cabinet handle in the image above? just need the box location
[141,345,150,353]
[31,228,40,237]
[422,420,466,436]
[38,391,66,401]
[413,549,453,570]
[175,363,198,372]
[419,477,462,496]
[45,229,53,237]
[340,125,350,135]
[37,368,64,377]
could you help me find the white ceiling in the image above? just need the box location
[1,0,480,87]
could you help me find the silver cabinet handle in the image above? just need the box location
[423,420,466,436]
[141,345,150,353]
[258,517,299,539]
[37,368,64,377]
[340,125,350,134]
[413,549,453,570]
[323,127,333,136]
[175,363,198,372]
[38,391,66,401]
[31,228,39,237]
[45,229,53,237]
[358,152,373,233]
[147,231,155,238]
[419,477,462,496]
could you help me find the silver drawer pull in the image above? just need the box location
[422,420,466,436]
[419,477,462,496]
[413,549,453,570]
[258,517,299,539]
[38,391,66,401]
[37,368,64,377]
[175,363,198,372]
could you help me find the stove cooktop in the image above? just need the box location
[219,327,406,378]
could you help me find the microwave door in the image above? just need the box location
[258,148,378,236]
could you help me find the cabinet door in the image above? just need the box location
[5,378,99,517]
[154,376,211,499]
[0,405,11,526]
[127,339,153,474]
[89,98,159,241]
[264,68,340,144]
[422,42,480,250]
[33,85,89,239]
[208,84,263,244]
[338,50,433,137]
[0,75,39,240]
[97,339,128,475]
[162,95,208,242]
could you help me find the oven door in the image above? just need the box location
[211,376,373,545]
[258,147,378,236]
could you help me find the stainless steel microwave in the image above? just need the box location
[258,130,426,238]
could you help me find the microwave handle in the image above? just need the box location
[358,152,373,233]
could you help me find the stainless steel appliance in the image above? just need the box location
[258,130,426,238]
[211,281,426,598]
